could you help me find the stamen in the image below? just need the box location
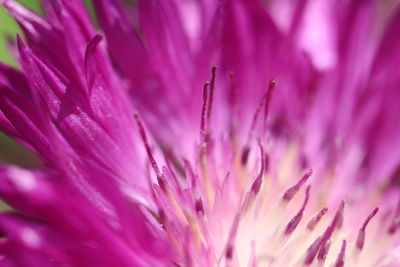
[305,202,344,265]
[263,79,276,131]
[241,86,271,167]
[158,208,166,228]
[264,153,269,173]
[207,67,217,124]
[282,169,313,202]
[157,176,167,192]
[226,245,234,259]
[334,201,345,230]
[195,198,205,217]
[356,207,379,250]
[284,186,310,235]
[196,74,218,206]
[250,144,266,195]
[241,81,275,167]
[134,113,162,179]
[200,82,210,143]
[223,213,241,262]
[241,146,250,166]
[304,236,322,265]
[334,240,347,267]
[199,81,214,203]
[307,207,328,231]
[317,238,331,263]
[248,86,269,141]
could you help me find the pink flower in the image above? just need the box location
[0,0,400,266]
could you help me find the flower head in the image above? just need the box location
[0,0,400,266]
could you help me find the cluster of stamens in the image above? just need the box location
[134,68,400,266]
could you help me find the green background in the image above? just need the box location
[0,1,41,66]
[0,0,95,66]
[0,1,43,167]
[0,1,96,167]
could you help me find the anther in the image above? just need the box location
[305,236,321,265]
[200,82,210,143]
[241,146,250,166]
[248,87,269,141]
[264,153,269,173]
[334,201,345,230]
[250,144,265,195]
[228,72,239,136]
[207,66,217,124]
[307,207,328,231]
[158,209,167,228]
[305,203,344,265]
[356,207,379,250]
[226,245,234,259]
[284,186,310,235]
[224,213,241,261]
[264,79,276,131]
[195,198,205,217]
[157,175,167,192]
[282,169,313,202]
[134,113,161,178]
[317,238,331,262]
[334,240,347,267]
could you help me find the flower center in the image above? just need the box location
[134,68,399,266]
